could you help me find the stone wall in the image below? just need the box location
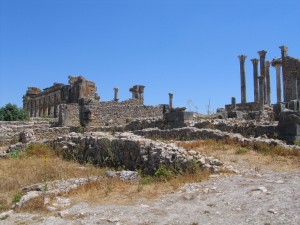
[194,119,278,138]
[134,127,299,150]
[51,132,223,174]
[225,102,260,112]
[0,119,69,146]
[79,100,164,127]
[283,56,300,102]
[59,103,80,127]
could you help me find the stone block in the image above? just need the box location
[165,111,194,123]
[227,111,244,119]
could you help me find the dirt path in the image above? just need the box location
[1,148,300,225]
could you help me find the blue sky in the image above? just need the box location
[1,0,300,113]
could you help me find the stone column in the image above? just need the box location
[279,46,288,101]
[272,59,282,103]
[258,76,265,110]
[251,58,259,102]
[231,97,236,109]
[238,55,247,104]
[266,61,271,105]
[113,87,119,102]
[258,50,267,103]
[168,93,173,110]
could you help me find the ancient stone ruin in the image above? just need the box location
[22,76,166,128]
[223,46,300,143]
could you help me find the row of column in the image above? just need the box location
[238,50,283,106]
[26,93,60,117]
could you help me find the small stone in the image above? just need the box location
[268,209,277,214]
[257,186,267,193]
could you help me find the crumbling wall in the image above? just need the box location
[51,132,223,174]
[284,56,300,102]
[59,103,80,127]
[0,119,72,146]
[80,100,164,127]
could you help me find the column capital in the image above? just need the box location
[266,61,271,68]
[271,58,282,67]
[250,58,259,64]
[238,55,247,62]
[258,50,267,57]
[168,93,173,97]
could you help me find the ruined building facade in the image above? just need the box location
[23,76,164,127]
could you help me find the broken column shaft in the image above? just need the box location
[251,58,259,102]
[113,87,119,102]
[168,93,173,110]
[238,55,247,104]
[258,76,265,110]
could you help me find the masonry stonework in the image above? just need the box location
[23,76,164,128]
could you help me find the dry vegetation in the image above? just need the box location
[0,144,106,212]
[1,138,300,213]
[0,144,210,213]
[178,139,300,172]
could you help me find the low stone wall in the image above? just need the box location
[134,127,299,150]
[194,119,278,138]
[0,120,51,146]
[51,132,223,174]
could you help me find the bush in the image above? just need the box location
[0,103,29,121]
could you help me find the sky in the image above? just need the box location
[1,0,300,114]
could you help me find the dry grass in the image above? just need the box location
[178,139,300,173]
[0,143,210,212]
[0,144,105,212]
[66,170,210,206]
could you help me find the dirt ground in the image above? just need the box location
[1,146,300,225]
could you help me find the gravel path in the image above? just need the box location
[1,167,300,225]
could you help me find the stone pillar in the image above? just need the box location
[258,76,265,110]
[279,46,288,101]
[272,59,282,103]
[168,93,173,110]
[238,55,247,104]
[113,87,119,102]
[251,58,259,102]
[266,61,271,105]
[231,97,236,109]
[258,50,267,103]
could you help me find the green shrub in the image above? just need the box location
[12,193,23,203]
[0,103,29,121]
[154,166,173,181]
[235,147,249,155]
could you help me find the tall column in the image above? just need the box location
[113,87,119,102]
[258,50,267,103]
[251,58,259,102]
[238,55,247,104]
[272,59,282,103]
[279,46,288,102]
[168,93,173,110]
[266,61,271,105]
[258,76,265,110]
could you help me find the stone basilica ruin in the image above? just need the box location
[22,76,165,127]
